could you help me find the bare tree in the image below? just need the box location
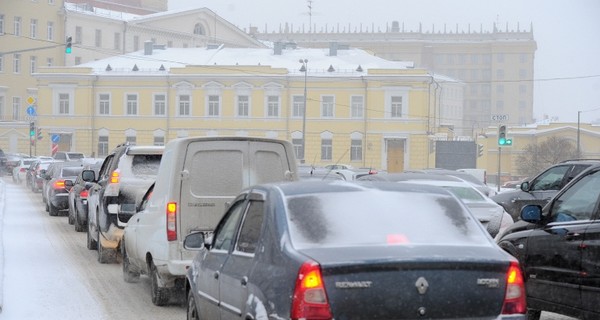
[516,136,578,177]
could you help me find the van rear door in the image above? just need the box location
[178,139,292,246]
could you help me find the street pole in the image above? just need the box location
[497,146,502,193]
[299,59,308,163]
[577,110,581,157]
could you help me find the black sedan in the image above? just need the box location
[184,180,527,320]
[67,161,102,231]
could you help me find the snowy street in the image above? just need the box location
[0,178,185,319]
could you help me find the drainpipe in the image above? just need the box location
[91,75,98,157]
[361,76,368,168]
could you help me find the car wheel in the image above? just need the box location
[86,223,98,250]
[187,289,200,320]
[74,213,85,232]
[150,262,170,306]
[97,233,116,264]
[121,244,140,283]
[48,202,59,216]
[68,206,75,225]
[526,309,541,320]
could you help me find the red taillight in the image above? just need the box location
[19,168,27,173]
[79,189,89,199]
[291,261,332,320]
[166,202,177,241]
[53,180,66,189]
[502,261,527,315]
[109,169,120,184]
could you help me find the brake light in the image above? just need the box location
[79,189,89,199]
[19,168,27,173]
[109,169,120,184]
[166,202,177,241]
[501,261,527,315]
[291,261,332,320]
[53,180,66,189]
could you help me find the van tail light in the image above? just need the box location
[53,180,66,189]
[79,189,89,199]
[109,169,120,184]
[291,261,333,320]
[166,202,177,241]
[501,261,527,315]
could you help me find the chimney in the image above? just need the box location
[274,41,283,55]
[144,40,153,55]
[329,42,338,56]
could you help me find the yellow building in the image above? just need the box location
[34,44,463,172]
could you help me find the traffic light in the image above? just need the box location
[29,121,35,146]
[65,36,72,54]
[498,125,513,146]
[37,127,43,140]
[477,144,484,157]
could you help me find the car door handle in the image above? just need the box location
[213,271,220,279]
[565,232,581,241]
[241,276,248,286]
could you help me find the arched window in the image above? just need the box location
[194,23,205,35]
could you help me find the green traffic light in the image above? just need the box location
[65,47,72,54]
[499,138,506,145]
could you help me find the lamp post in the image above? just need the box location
[299,59,308,163]
[577,110,581,157]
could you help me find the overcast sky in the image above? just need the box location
[170,0,600,124]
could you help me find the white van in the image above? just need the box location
[121,136,298,305]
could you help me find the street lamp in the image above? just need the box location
[299,59,308,163]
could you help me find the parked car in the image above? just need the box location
[121,136,298,306]
[491,159,600,220]
[85,143,164,263]
[12,157,36,183]
[297,165,345,180]
[66,160,103,232]
[359,172,513,238]
[184,180,527,320]
[406,168,497,197]
[41,161,85,216]
[53,151,85,162]
[496,162,600,320]
[4,152,28,176]
[0,148,7,174]
[26,159,59,192]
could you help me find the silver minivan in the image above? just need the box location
[121,136,298,306]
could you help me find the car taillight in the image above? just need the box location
[291,261,332,320]
[79,189,89,199]
[109,169,120,184]
[19,168,27,173]
[501,261,527,315]
[166,202,177,241]
[53,180,66,189]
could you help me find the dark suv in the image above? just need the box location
[491,159,600,220]
[497,162,600,320]
[84,143,164,263]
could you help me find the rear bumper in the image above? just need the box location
[154,258,192,285]
[50,194,70,210]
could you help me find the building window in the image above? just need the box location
[481,69,491,81]
[208,95,220,116]
[482,84,491,96]
[95,29,102,47]
[351,139,363,161]
[0,14,4,35]
[75,26,82,44]
[292,95,304,118]
[59,93,69,114]
[482,54,492,65]
[114,32,121,50]
[470,84,479,95]
[125,135,136,145]
[47,21,53,41]
[519,85,527,95]
[496,84,504,94]
[98,93,110,115]
[351,95,364,118]
[519,100,526,110]
[321,138,332,161]
[391,96,402,118]
[133,36,139,51]
[470,69,479,81]
[292,138,303,160]
[520,54,528,63]
[13,54,20,73]
[30,19,37,38]
[267,95,279,117]
[496,69,504,80]
[470,54,479,64]
[194,23,205,35]
[178,94,190,116]
[14,17,21,36]
[519,69,527,79]
[154,94,166,115]
[496,53,504,63]
[321,95,334,117]
[12,97,21,121]
[98,136,108,157]
[126,94,138,115]
[29,56,36,74]
[46,57,53,67]
[154,136,165,146]
[237,95,249,117]
[0,56,3,72]
[496,100,504,111]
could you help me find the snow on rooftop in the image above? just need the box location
[65,2,141,21]
[78,46,416,75]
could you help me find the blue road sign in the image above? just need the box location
[51,134,60,143]
[26,106,37,116]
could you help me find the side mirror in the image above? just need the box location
[183,232,206,251]
[520,204,542,223]
[520,181,530,192]
[82,169,95,182]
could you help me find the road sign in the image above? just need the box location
[26,96,36,105]
[491,114,509,122]
[51,134,60,143]
[26,106,37,116]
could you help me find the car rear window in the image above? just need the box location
[131,154,162,176]
[286,190,489,249]
[62,167,84,177]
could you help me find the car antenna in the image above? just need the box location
[323,149,349,180]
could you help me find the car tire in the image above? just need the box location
[97,234,117,264]
[121,244,140,283]
[150,262,170,306]
[48,202,59,216]
[74,213,85,232]
[187,289,200,320]
[86,223,98,250]
[526,309,541,320]
[68,206,75,225]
